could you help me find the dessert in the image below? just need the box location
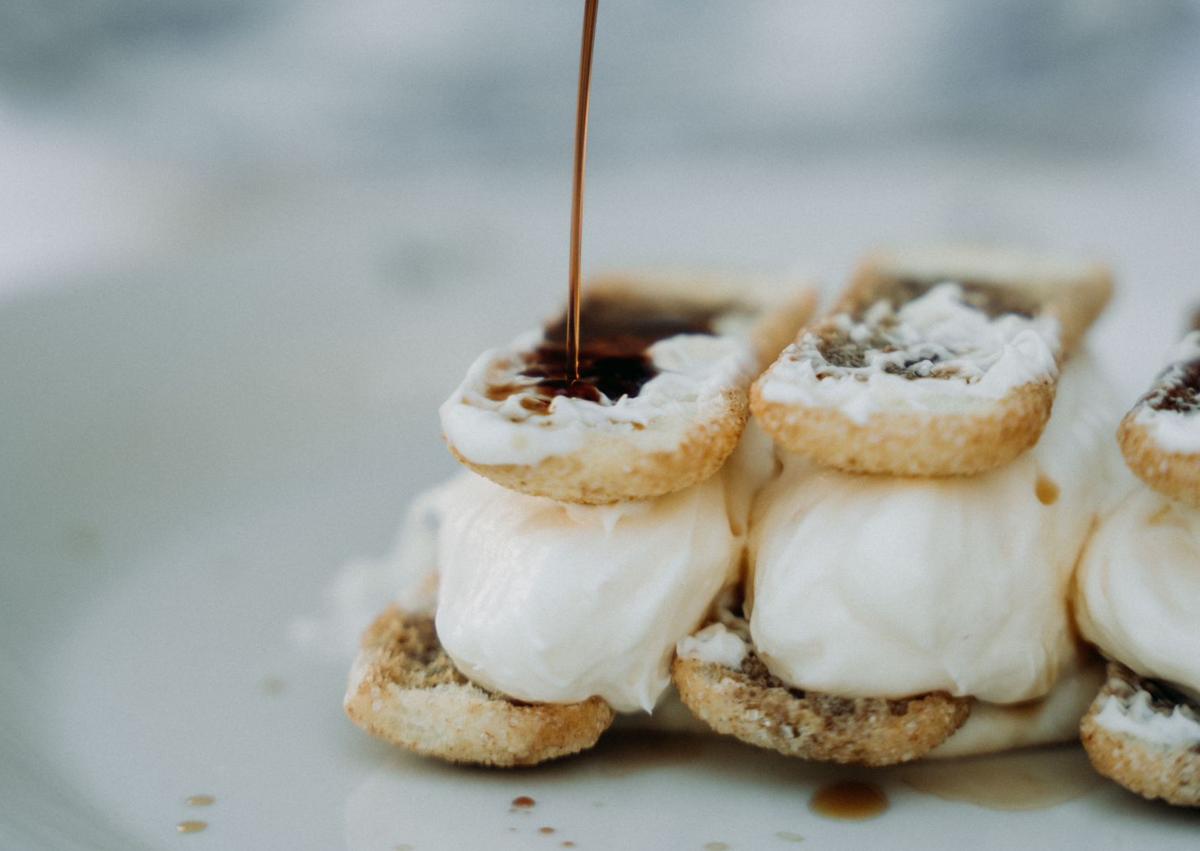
[751,245,1112,476]
[345,275,816,765]
[1075,322,1200,806]
[440,275,815,503]
[674,246,1118,765]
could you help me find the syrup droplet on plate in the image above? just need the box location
[809,781,888,821]
[512,795,536,809]
[185,794,215,807]
[539,826,556,835]
[1035,475,1059,505]
[775,831,805,843]
[176,821,207,834]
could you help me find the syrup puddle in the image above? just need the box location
[899,747,1100,811]
[809,780,888,821]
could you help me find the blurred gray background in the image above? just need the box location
[3,0,1200,296]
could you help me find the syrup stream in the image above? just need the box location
[566,0,599,383]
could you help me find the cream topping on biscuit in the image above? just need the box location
[1130,331,1200,454]
[749,355,1117,703]
[757,283,1059,425]
[677,622,749,670]
[433,427,772,713]
[1095,689,1200,748]
[440,329,756,466]
[1074,485,1200,700]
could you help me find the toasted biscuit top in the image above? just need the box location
[757,283,1060,424]
[440,287,760,468]
[1127,331,1200,455]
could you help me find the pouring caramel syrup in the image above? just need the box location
[501,0,724,411]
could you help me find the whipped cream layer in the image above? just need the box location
[749,355,1117,703]
[1131,331,1200,454]
[440,328,757,466]
[758,283,1059,425]
[434,428,772,713]
[1075,485,1200,699]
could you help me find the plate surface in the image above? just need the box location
[3,161,1200,850]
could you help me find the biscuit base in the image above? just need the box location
[672,644,971,766]
[345,607,615,766]
[451,390,748,504]
[1118,416,1200,509]
[751,379,1053,477]
[1080,662,1200,807]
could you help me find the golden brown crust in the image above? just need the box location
[1119,409,1200,510]
[345,607,615,767]
[1081,662,1200,807]
[751,378,1053,477]
[671,645,971,766]
[750,248,1111,477]
[450,388,748,504]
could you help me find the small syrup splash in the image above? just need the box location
[512,795,536,809]
[1035,475,1060,505]
[176,821,207,834]
[539,826,556,835]
[809,781,888,821]
[185,794,215,807]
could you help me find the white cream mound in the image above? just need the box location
[434,473,737,713]
[749,355,1119,704]
[1132,331,1200,454]
[1074,484,1200,701]
[758,283,1059,425]
[440,329,757,466]
[434,426,773,714]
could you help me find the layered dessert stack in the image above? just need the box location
[345,274,815,765]
[673,247,1119,764]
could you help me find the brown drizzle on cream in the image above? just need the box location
[809,781,889,821]
[1144,358,1200,414]
[489,294,728,408]
[856,276,1040,321]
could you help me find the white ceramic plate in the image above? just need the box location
[4,167,1200,850]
